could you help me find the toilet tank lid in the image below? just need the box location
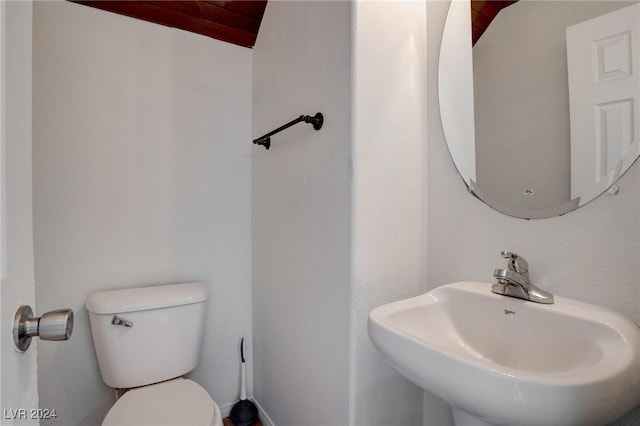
[86,282,207,314]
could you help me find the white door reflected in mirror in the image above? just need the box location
[567,3,640,203]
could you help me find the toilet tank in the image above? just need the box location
[86,282,208,389]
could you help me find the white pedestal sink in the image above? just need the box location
[368,281,640,426]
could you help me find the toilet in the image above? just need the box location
[86,282,223,426]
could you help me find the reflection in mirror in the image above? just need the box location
[439,0,640,219]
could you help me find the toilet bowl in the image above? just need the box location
[86,282,223,426]
[102,378,222,426]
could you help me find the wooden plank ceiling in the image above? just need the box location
[471,0,518,45]
[70,1,268,48]
[71,1,512,49]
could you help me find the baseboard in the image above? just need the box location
[252,398,275,426]
[219,398,275,426]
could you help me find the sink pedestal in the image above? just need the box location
[452,408,494,426]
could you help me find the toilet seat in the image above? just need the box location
[102,378,222,426]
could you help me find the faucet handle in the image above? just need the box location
[501,251,528,273]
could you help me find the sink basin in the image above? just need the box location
[368,281,640,426]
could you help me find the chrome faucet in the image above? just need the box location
[492,251,554,304]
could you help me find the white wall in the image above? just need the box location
[251,2,352,425]
[349,1,435,425]
[32,2,252,424]
[2,1,39,422]
[252,1,439,425]
[427,2,640,425]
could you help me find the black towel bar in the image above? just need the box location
[253,112,323,150]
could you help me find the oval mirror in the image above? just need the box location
[439,0,640,219]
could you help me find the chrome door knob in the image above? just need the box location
[13,305,74,352]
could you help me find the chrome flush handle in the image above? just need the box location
[111,315,133,327]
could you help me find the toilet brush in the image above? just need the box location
[230,338,259,426]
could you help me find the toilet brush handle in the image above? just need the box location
[240,362,247,400]
[240,337,247,400]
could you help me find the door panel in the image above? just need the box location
[1,2,38,423]
[567,3,640,203]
